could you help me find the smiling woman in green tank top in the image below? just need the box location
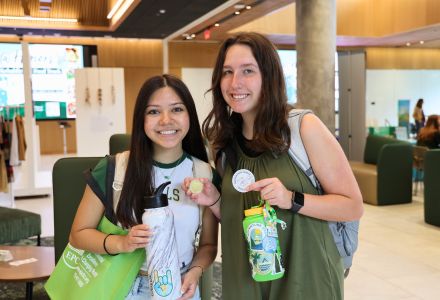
[182,32,363,299]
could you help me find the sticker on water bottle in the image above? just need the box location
[232,169,255,193]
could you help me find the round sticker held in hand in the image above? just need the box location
[189,179,203,194]
[232,169,255,193]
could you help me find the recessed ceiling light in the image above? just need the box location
[419,40,424,44]
[107,0,124,19]
[159,9,166,14]
[214,23,220,27]
[406,42,411,46]
[234,11,240,15]
[0,16,77,22]
[191,34,195,38]
[246,6,251,9]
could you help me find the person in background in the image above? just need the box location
[184,32,363,299]
[413,98,426,134]
[417,114,440,149]
[70,74,218,300]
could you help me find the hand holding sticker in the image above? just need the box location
[188,179,203,194]
[232,169,255,193]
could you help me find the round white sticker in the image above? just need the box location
[232,169,255,193]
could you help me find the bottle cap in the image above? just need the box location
[144,181,171,209]
[244,206,263,216]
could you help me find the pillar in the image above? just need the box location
[296,0,336,132]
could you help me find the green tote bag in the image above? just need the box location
[45,216,145,300]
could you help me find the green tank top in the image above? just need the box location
[220,141,343,300]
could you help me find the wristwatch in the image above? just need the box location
[290,191,304,214]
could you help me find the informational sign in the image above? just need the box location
[0,43,84,119]
[0,43,25,106]
[398,99,410,128]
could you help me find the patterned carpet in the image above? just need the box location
[0,237,222,300]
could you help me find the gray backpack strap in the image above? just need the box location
[287,109,322,193]
[287,108,358,276]
[191,157,213,250]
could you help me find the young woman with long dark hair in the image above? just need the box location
[70,74,218,300]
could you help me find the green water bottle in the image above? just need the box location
[242,203,285,282]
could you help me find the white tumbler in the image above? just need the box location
[142,181,181,299]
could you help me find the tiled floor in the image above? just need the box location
[3,155,440,299]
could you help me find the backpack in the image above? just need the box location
[288,109,359,277]
[218,109,359,277]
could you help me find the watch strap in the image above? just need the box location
[290,191,304,214]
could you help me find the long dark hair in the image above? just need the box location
[117,74,208,228]
[202,32,291,157]
[418,114,439,140]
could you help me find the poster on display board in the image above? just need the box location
[398,99,410,128]
[0,43,25,107]
[0,43,84,120]
[397,99,410,140]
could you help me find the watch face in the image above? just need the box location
[291,192,304,213]
[295,192,305,206]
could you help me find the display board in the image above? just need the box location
[182,68,213,127]
[0,43,24,108]
[75,68,126,157]
[0,43,84,120]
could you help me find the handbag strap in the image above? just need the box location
[112,151,130,214]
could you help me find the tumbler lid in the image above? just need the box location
[244,206,263,217]
[144,181,171,209]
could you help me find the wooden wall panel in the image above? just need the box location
[231,4,295,35]
[98,39,163,67]
[337,0,440,37]
[366,47,440,69]
[169,42,220,68]
[38,120,77,154]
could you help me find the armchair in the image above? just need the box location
[109,133,131,155]
[349,135,413,205]
[424,149,440,227]
[52,157,102,262]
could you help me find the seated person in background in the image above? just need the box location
[417,114,440,149]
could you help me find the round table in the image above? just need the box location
[0,246,55,300]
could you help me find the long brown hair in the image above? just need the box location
[202,32,291,157]
[117,74,208,228]
[418,114,439,140]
